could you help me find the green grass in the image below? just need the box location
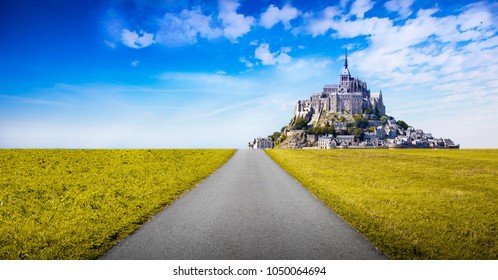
[266,149,498,259]
[0,149,235,260]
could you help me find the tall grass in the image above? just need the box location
[266,149,498,259]
[0,149,234,259]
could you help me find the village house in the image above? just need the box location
[335,135,355,146]
[248,137,274,149]
[317,135,335,149]
[334,122,347,132]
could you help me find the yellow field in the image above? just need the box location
[266,149,498,259]
[0,149,235,259]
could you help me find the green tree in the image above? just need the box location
[351,128,365,141]
[292,117,308,130]
[380,116,388,125]
[312,122,335,136]
[324,123,334,135]
[353,114,369,129]
[396,120,409,130]
[339,129,350,135]
[271,132,281,142]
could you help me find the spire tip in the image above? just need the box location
[344,49,348,68]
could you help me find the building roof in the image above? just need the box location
[323,84,338,88]
[318,135,334,140]
[340,67,350,76]
[336,135,355,139]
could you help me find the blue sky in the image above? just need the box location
[1,0,497,148]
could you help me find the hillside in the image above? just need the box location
[272,111,458,149]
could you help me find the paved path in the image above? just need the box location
[100,149,386,260]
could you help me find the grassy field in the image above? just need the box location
[266,149,498,259]
[0,149,235,260]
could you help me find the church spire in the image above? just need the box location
[340,48,351,79]
[344,49,348,69]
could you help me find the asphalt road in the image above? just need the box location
[100,149,387,260]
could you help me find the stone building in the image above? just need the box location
[335,135,355,146]
[317,135,335,149]
[248,137,274,149]
[294,51,385,122]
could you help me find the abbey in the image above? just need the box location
[252,51,459,149]
[294,51,385,122]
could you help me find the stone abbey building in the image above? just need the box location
[294,51,385,122]
[250,51,459,149]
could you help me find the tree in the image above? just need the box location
[339,129,350,135]
[271,132,281,141]
[353,114,369,129]
[351,128,365,141]
[312,122,334,135]
[292,117,308,130]
[396,120,409,130]
[380,116,388,125]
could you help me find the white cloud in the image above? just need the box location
[276,52,291,64]
[260,4,300,29]
[218,0,255,42]
[254,44,275,65]
[239,57,254,68]
[121,29,155,49]
[303,5,393,38]
[348,3,498,82]
[119,2,255,47]
[384,0,415,19]
[156,7,222,47]
[254,43,292,65]
[349,0,375,19]
[302,0,497,81]
[340,0,351,9]
[305,6,342,36]
[333,16,393,39]
[130,60,139,67]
